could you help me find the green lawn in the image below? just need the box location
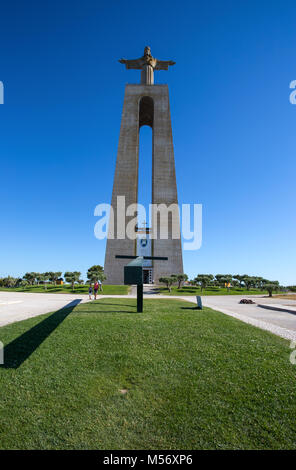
[0,284,128,295]
[158,285,270,296]
[0,298,295,449]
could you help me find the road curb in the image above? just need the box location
[257,303,296,315]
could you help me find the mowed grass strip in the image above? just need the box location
[0,298,295,450]
[0,284,129,295]
[158,285,271,296]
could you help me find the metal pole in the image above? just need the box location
[137,284,143,313]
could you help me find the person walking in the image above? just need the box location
[94,281,99,300]
[98,279,103,292]
[88,284,93,300]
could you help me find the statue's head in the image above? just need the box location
[144,46,151,57]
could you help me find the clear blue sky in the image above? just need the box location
[0,0,295,284]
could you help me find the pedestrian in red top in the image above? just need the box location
[94,281,99,299]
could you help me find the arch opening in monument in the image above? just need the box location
[139,96,154,128]
[137,96,154,282]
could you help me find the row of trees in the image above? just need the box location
[0,265,106,291]
[193,274,279,290]
[159,274,188,292]
[287,286,296,292]
[192,274,280,296]
[158,273,282,296]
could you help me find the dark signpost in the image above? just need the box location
[115,255,168,313]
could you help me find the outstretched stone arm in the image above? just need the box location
[154,60,176,71]
[118,48,176,84]
[118,58,143,70]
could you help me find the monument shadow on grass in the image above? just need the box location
[1,299,81,369]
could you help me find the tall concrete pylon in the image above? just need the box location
[104,47,183,284]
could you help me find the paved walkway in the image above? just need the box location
[0,292,89,327]
[129,285,160,295]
